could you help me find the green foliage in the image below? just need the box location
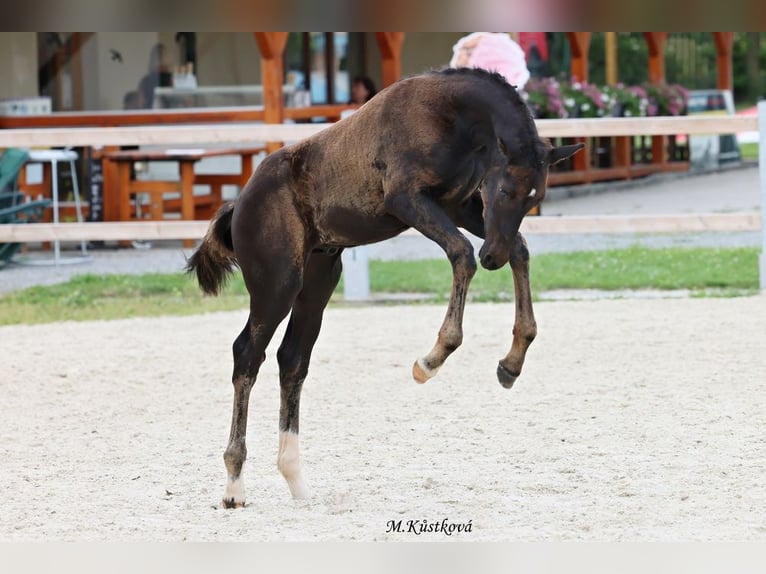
[738,142,759,160]
[0,272,250,324]
[589,33,650,87]
[732,32,766,102]
[546,32,766,106]
[522,77,688,119]
[529,246,758,291]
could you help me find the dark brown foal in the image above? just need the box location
[187,67,583,507]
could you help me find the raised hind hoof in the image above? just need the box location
[220,498,246,509]
[412,358,439,384]
[496,362,519,389]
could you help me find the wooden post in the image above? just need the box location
[713,32,734,91]
[644,32,668,83]
[565,32,591,82]
[645,33,669,167]
[564,33,592,177]
[254,32,288,154]
[758,100,766,289]
[605,32,618,86]
[375,33,404,88]
[604,32,620,177]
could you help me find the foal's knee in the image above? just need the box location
[509,233,530,266]
[448,241,477,279]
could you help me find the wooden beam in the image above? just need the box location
[254,32,288,153]
[0,221,210,242]
[713,32,734,91]
[254,31,288,60]
[565,32,591,82]
[644,32,668,83]
[0,123,327,148]
[37,32,94,95]
[0,107,267,129]
[70,33,85,110]
[0,115,758,149]
[2,213,760,244]
[375,33,405,87]
[644,33,669,168]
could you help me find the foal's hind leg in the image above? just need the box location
[276,250,343,499]
[221,269,302,509]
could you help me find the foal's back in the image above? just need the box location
[236,69,526,249]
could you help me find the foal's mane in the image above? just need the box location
[428,67,547,166]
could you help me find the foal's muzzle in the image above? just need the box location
[478,243,507,270]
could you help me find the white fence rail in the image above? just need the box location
[760,100,766,290]
[0,115,758,148]
[1,112,764,289]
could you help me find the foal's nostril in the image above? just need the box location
[481,253,494,268]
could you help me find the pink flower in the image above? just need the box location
[449,32,531,90]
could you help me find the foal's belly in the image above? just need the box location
[315,206,409,248]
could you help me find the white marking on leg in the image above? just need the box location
[278,431,311,499]
[413,357,441,383]
[221,472,246,508]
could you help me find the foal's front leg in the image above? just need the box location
[456,198,536,387]
[384,190,476,383]
[496,233,537,388]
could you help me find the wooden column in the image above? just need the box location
[565,32,591,82]
[605,32,624,177]
[713,32,734,91]
[254,32,288,154]
[605,32,618,86]
[375,33,405,88]
[644,32,667,83]
[645,33,669,167]
[564,33,592,178]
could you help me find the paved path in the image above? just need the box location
[0,164,761,294]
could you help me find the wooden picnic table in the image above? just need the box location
[99,146,266,246]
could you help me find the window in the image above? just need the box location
[286,32,366,105]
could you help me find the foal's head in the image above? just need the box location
[478,138,584,270]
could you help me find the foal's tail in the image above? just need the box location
[185,202,237,296]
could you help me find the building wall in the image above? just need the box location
[1,32,473,111]
[0,33,38,100]
[360,32,465,92]
[400,32,466,77]
[158,33,262,87]
[80,32,160,111]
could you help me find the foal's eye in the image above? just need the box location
[499,187,510,197]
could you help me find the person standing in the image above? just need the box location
[137,43,173,109]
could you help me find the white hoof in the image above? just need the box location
[413,358,440,383]
[221,475,246,509]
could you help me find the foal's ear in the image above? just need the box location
[548,143,586,165]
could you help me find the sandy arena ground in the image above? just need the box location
[1,296,765,541]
